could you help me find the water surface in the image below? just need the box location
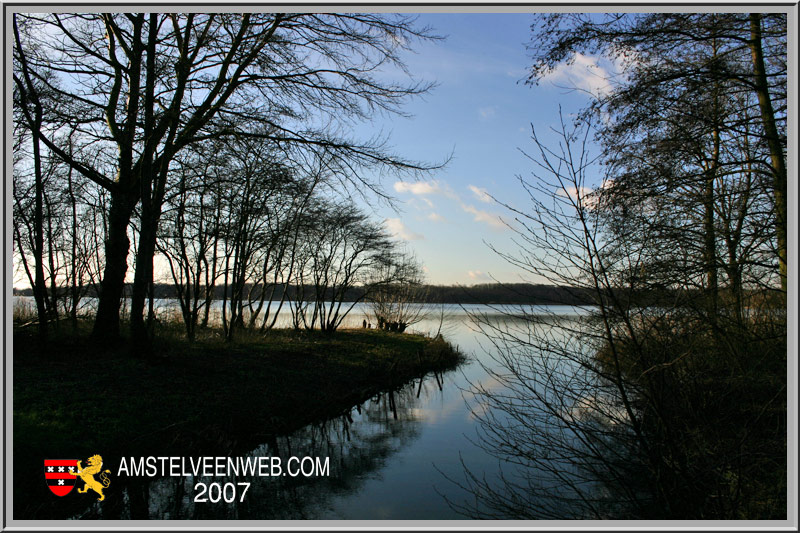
[13,299,591,520]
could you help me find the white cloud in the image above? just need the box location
[396,179,504,229]
[468,185,493,204]
[408,197,435,211]
[558,185,602,210]
[384,218,424,241]
[394,180,442,196]
[467,270,492,281]
[560,185,593,200]
[395,180,460,202]
[461,204,506,230]
[545,53,615,98]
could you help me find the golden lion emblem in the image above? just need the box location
[69,454,111,501]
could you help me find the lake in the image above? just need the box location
[14,298,595,520]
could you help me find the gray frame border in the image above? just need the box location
[3,1,797,530]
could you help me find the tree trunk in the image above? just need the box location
[130,14,160,352]
[703,123,720,319]
[15,13,49,338]
[31,122,48,339]
[91,193,136,342]
[130,200,159,351]
[200,205,221,329]
[749,13,787,291]
[703,175,718,317]
[68,165,81,331]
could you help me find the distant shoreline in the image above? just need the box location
[12,282,596,306]
[14,282,784,308]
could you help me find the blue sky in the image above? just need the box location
[354,13,611,286]
[13,12,617,290]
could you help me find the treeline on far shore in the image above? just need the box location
[13,282,783,308]
[13,282,590,305]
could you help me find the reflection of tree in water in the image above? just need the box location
[444,314,642,520]
[78,372,447,519]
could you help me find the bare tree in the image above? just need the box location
[527,12,787,290]
[452,113,785,519]
[305,202,395,333]
[12,12,443,347]
[12,117,105,333]
[12,15,51,336]
[368,252,428,332]
[156,143,225,341]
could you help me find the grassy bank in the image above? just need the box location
[12,324,463,518]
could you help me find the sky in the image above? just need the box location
[352,13,614,286]
[12,12,620,290]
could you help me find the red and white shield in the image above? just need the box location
[44,459,78,496]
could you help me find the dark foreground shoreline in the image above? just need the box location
[12,326,464,519]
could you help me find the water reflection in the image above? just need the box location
[449,306,646,519]
[56,306,603,520]
[73,370,451,519]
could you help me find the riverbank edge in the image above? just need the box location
[12,326,465,519]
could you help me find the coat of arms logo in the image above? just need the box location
[43,459,78,497]
[44,455,112,501]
